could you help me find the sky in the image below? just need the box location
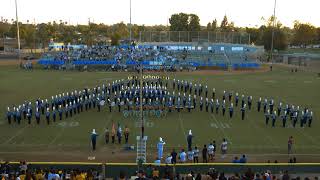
[1,0,319,28]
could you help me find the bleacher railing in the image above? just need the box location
[4,162,320,178]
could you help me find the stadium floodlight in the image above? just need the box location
[270,0,277,63]
[129,0,132,44]
[15,0,21,64]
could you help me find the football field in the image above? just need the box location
[0,64,319,163]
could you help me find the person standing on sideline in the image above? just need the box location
[91,129,98,151]
[187,148,194,163]
[221,138,228,159]
[171,149,177,164]
[187,130,193,150]
[202,144,208,163]
[208,143,215,161]
[193,146,199,163]
[288,136,294,154]
[117,124,122,144]
[157,137,166,159]
[111,122,116,144]
[124,126,130,144]
[104,128,109,144]
[179,149,187,163]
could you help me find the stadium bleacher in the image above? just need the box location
[37,43,261,71]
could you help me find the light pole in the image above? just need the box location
[15,0,21,65]
[270,0,277,63]
[140,62,144,138]
[129,0,132,43]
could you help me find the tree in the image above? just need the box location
[206,19,218,31]
[188,14,200,31]
[220,15,234,32]
[292,21,317,47]
[245,27,260,44]
[206,22,212,31]
[261,17,288,51]
[113,22,129,39]
[211,19,217,31]
[22,24,36,49]
[317,28,320,44]
[36,23,50,48]
[220,15,229,31]
[111,33,121,46]
[169,13,200,31]
[169,13,189,31]
[0,19,11,37]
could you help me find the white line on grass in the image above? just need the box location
[98,110,114,144]
[178,112,187,144]
[209,113,233,144]
[246,111,280,150]
[0,150,319,157]
[48,125,66,146]
[3,125,29,144]
[295,127,320,146]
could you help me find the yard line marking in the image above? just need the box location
[295,127,320,146]
[246,111,280,150]
[3,125,29,145]
[209,113,233,144]
[178,112,187,144]
[0,150,319,157]
[99,110,114,144]
[48,126,66,146]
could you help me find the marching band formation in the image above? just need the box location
[6,75,313,128]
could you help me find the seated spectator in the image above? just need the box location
[135,170,146,180]
[232,156,240,163]
[179,149,187,163]
[154,158,161,166]
[219,172,227,180]
[19,170,26,180]
[145,165,153,179]
[152,167,159,179]
[165,154,172,164]
[195,173,202,180]
[239,155,247,163]
[163,165,172,179]
[255,173,262,180]
[244,168,254,179]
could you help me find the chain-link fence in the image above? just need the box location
[138,31,251,44]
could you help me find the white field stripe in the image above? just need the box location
[246,111,280,149]
[0,151,319,158]
[178,112,187,144]
[48,125,66,146]
[210,113,233,144]
[99,110,114,143]
[3,125,29,144]
[295,127,320,146]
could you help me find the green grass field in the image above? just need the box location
[0,65,319,163]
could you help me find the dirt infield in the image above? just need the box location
[1,147,320,163]
[0,60,19,66]
[180,68,269,75]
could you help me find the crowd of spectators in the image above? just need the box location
[42,46,180,64]
[2,161,319,180]
[122,167,317,180]
[0,161,101,180]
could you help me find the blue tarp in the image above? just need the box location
[232,63,260,68]
[38,60,65,65]
[72,60,117,65]
[38,59,260,69]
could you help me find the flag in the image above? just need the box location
[111,121,116,136]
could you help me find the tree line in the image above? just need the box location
[0,14,320,51]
